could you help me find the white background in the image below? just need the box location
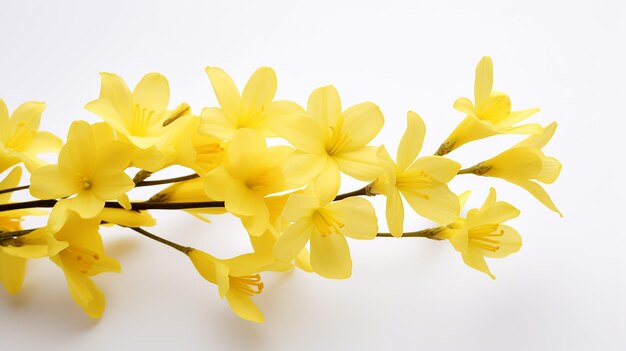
[1,0,625,350]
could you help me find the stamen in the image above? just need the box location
[80,176,92,190]
[326,117,352,155]
[230,274,264,296]
[313,210,344,237]
[131,104,157,136]
[468,224,504,252]
[63,247,101,274]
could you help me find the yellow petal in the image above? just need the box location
[188,249,218,284]
[326,197,378,240]
[458,190,472,209]
[307,85,341,128]
[482,224,522,259]
[56,259,106,318]
[406,156,460,183]
[281,193,319,222]
[96,72,133,119]
[59,138,97,176]
[273,218,314,261]
[310,231,352,279]
[200,107,236,140]
[225,290,264,323]
[29,165,81,199]
[205,66,241,120]
[474,56,493,110]
[117,194,132,210]
[385,189,404,237]
[66,192,105,219]
[0,166,21,203]
[334,146,381,182]
[99,208,156,227]
[241,67,277,117]
[484,147,543,181]
[396,111,425,171]
[461,248,495,279]
[497,108,540,128]
[0,250,25,294]
[453,97,476,117]
[23,131,62,154]
[240,204,270,237]
[509,178,562,216]
[133,73,170,113]
[203,166,233,200]
[226,128,267,177]
[444,116,497,152]
[9,101,45,137]
[225,181,264,217]
[314,157,340,205]
[515,122,557,149]
[85,99,129,135]
[0,98,9,142]
[536,156,561,184]
[91,168,134,200]
[271,113,326,154]
[283,152,327,187]
[340,102,384,152]
[401,184,460,224]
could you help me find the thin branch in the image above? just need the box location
[0,185,30,195]
[127,227,192,254]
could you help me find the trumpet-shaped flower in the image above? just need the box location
[85,72,191,172]
[203,128,293,236]
[436,57,543,155]
[0,167,68,294]
[0,99,62,172]
[188,249,267,323]
[273,189,378,279]
[199,67,279,140]
[436,188,522,279]
[460,122,562,215]
[30,121,135,220]
[370,112,461,236]
[50,211,121,318]
[272,85,384,203]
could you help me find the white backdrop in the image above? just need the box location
[1,0,625,350]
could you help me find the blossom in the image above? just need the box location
[85,72,191,172]
[49,211,121,318]
[30,121,134,220]
[273,189,378,279]
[188,249,267,323]
[0,167,67,294]
[271,85,384,203]
[203,128,293,236]
[436,56,542,155]
[199,67,278,140]
[460,122,562,215]
[0,99,62,172]
[436,188,522,279]
[371,112,461,236]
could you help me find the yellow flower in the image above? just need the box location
[0,99,62,172]
[30,121,135,220]
[171,115,225,175]
[203,128,293,236]
[436,188,522,279]
[436,57,543,155]
[0,167,68,294]
[50,211,121,318]
[273,189,378,279]
[199,67,278,140]
[188,249,267,323]
[85,72,191,172]
[460,122,562,216]
[371,112,461,236]
[272,85,384,203]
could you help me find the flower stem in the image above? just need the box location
[0,228,38,242]
[333,183,375,201]
[127,227,191,254]
[0,185,30,195]
[377,227,444,239]
[134,173,199,187]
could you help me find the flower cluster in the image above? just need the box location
[0,57,561,322]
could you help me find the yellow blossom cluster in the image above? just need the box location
[0,57,561,323]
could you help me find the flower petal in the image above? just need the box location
[396,111,425,171]
[310,231,352,279]
[483,224,522,259]
[273,218,314,261]
[205,67,241,120]
[406,156,460,183]
[339,102,384,152]
[133,73,170,113]
[314,157,340,205]
[226,290,264,323]
[242,67,277,116]
[334,146,382,181]
[401,184,460,224]
[461,248,495,279]
[474,56,493,110]
[96,72,133,119]
[307,85,341,128]
[0,250,25,294]
[326,197,378,240]
[30,165,81,199]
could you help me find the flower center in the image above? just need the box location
[230,274,264,296]
[130,104,157,136]
[79,177,92,190]
[326,117,352,156]
[63,246,101,274]
[313,210,344,237]
[468,224,504,252]
[396,171,433,199]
